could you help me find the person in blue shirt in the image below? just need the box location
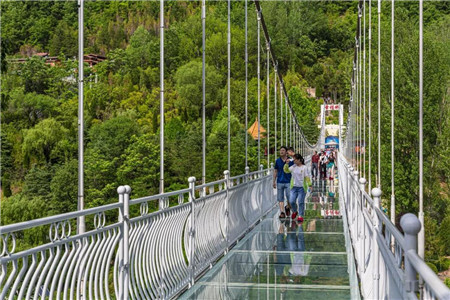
[273,146,295,218]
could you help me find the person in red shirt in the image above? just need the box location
[311,151,320,180]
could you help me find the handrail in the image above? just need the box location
[0,202,122,234]
[130,188,191,205]
[338,152,450,299]
[0,167,276,299]
[406,251,450,299]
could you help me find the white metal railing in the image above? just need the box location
[0,166,276,299]
[338,153,450,300]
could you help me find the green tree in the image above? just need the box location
[50,159,78,214]
[20,57,51,94]
[22,118,69,165]
[117,134,160,197]
[85,115,140,206]
[174,61,223,121]
[48,20,77,57]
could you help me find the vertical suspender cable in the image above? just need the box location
[357,9,360,171]
[227,0,231,172]
[280,82,283,146]
[295,123,297,152]
[368,0,372,191]
[274,70,277,152]
[356,10,360,171]
[294,119,296,151]
[377,0,381,188]
[300,133,302,154]
[295,125,297,152]
[287,104,290,146]
[285,99,288,146]
[267,45,270,167]
[159,0,165,194]
[355,40,358,168]
[359,6,362,173]
[78,0,85,234]
[290,108,292,147]
[257,10,261,167]
[290,105,292,146]
[298,127,300,154]
[289,108,291,146]
[390,0,395,226]
[293,117,295,150]
[287,105,289,147]
[202,0,206,185]
[295,122,297,152]
[418,0,425,260]
[245,0,248,168]
[353,76,356,166]
[292,116,295,150]
[363,0,367,180]
[352,74,355,165]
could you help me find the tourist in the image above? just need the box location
[273,146,294,218]
[311,151,320,180]
[319,151,328,180]
[284,154,310,222]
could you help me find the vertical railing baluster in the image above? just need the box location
[123,185,131,300]
[259,165,263,221]
[117,186,126,299]
[359,177,367,272]
[348,166,353,217]
[188,177,196,288]
[224,170,230,253]
[400,214,421,295]
[245,167,250,228]
[372,187,382,300]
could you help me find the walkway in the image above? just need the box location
[181,180,360,299]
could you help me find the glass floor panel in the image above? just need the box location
[196,251,350,285]
[181,180,360,299]
[234,231,346,252]
[255,218,344,233]
[182,284,352,300]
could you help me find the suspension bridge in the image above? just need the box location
[1,0,449,299]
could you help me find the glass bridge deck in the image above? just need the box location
[181,180,360,300]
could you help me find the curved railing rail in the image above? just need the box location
[0,166,276,299]
[338,153,450,300]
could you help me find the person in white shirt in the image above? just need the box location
[284,154,311,222]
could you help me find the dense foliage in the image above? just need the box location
[1,1,449,275]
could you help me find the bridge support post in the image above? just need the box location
[400,213,421,294]
[359,177,367,274]
[372,187,382,300]
[259,165,264,221]
[124,186,130,299]
[188,177,196,288]
[224,170,230,254]
[245,167,250,228]
[352,170,361,273]
[347,166,353,218]
[117,186,130,299]
[245,166,250,183]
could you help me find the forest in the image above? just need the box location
[1,0,449,281]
